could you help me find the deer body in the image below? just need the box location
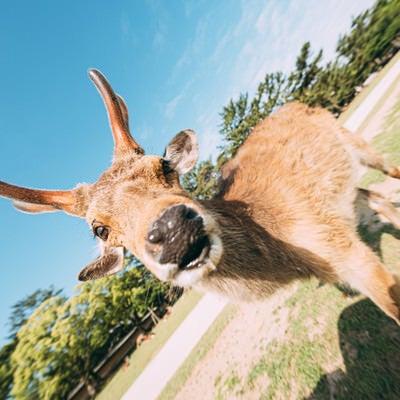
[1,70,400,324]
[192,105,399,312]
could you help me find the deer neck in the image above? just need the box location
[196,199,333,301]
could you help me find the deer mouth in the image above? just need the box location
[178,235,211,271]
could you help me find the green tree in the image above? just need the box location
[181,158,220,199]
[301,59,349,114]
[0,286,62,400]
[219,72,286,160]
[285,44,354,114]
[10,257,171,399]
[7,286,63,340]
[285,42,323,104]
[337,0,400,85]
[0,339,17,400]
[11,295,68,400]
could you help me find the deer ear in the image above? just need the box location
[164,129,198,174]
[78,246,125,281]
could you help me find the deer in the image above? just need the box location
[1,69,400,324]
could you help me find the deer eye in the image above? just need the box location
[93,225,110,241]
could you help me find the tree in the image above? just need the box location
[11,295,68,400]
[337,0,400,84]
[0,339,17,400]
[285,42,323,104]
[181,158,220,200]
[0,286,63,400]
[7,286,63,340]
[10,257,171,399]
[219,72,286,160]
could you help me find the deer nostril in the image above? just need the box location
[147,227,163,244]
[184,207,199,220]
[173,204,199,221]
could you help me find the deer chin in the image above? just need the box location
[143,231,223,287]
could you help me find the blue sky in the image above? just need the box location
[0,0,375,342]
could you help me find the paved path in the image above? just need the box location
[344,56,400,132]
[122,54,400,400]
[122,293,227,400]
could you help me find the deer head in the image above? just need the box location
[0,70,222,287]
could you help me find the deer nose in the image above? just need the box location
[147,204,199,244]
[146,204,210,268]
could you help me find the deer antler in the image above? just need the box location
[88,69,144,159]
[0,180,87,216]
[0,70,140,218]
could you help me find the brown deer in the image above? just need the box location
[1,69,400,324]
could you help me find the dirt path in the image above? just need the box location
[357,73,400,143]
[360,74,400,202]
[173,287,299,400]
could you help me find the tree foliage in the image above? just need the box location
[286,42,323,103]
[181,158,220,200]
[0,287,62,400]
[219,72,286,159]
[7,257,171,399]
[11,296,68,400]
[217,0,400,168]
[0,339,17,400]
[7,286,63,340]
[337,0,400,81]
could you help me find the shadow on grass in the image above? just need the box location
[358,221,400,259]
[306,299,400,400]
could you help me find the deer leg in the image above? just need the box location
[337,241,400,325]
[359,146,400,179]
[340,127,400,179]
[357,188,400,229]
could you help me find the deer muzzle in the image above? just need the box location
[145,204,211,272]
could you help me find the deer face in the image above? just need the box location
[81,150,223,287]
[0,70,222,287]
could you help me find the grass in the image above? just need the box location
[246,284,400,400]
[216,369,243,399]
[95,289,204,400]
[192,281,400,399]
[211,281,349,399]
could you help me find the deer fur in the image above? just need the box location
[1,69,400,324]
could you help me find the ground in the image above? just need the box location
[173,288,298,400]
